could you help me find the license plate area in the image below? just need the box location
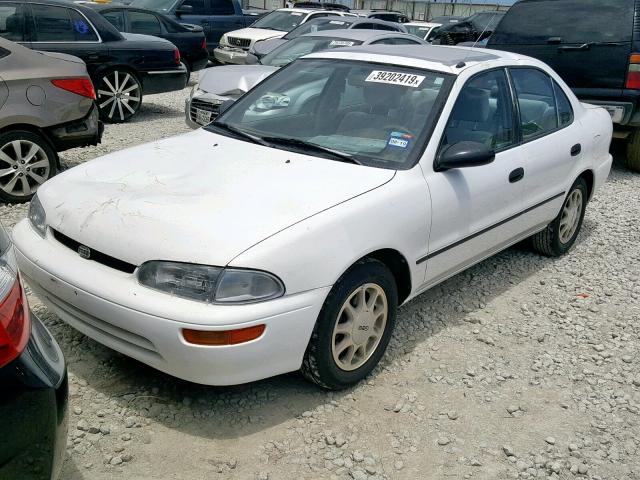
[601,105,625,123]
[195,108,212,125]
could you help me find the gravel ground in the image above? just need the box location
[3,75,640,480]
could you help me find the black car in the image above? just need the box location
[87,3,209,78]
[0,224,68,480]
[0,0,187,123]
[487,0,640,172]
[432,11,504,45]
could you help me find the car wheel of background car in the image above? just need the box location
[97,69,142,123]
[301,258,398,390]
[530,177,588,257]
[0,130,57,204]
[180,60,191,86]
[625,128,640,172]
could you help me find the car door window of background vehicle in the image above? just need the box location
[211,0,235,15]
[490,0,633,45]
[0,4,25,42]
[130,11,162,35]
[553,81,574,127]
[510,68,559,141]
[32,5,98,42]
[102,10,125,31]
[441,69,515,151]
[181,0,208,15]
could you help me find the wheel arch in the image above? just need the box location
[359,248,412,305]
[577,169,595,201]
[0,124,60,166]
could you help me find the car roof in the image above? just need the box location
[300,16,400,27]
[305,44,523,73]
[298,29,418,41]
[277,7,336,14]
[405,22,440,27]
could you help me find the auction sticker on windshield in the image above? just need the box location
[366,71,425,87]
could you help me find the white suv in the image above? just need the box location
[214,8,355,64]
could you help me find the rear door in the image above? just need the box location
[488,0,633,92]
[0,2,30,47]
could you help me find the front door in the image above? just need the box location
[421,68,526,287]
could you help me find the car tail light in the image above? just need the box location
[174,47,181,66]
[51,77,96,99]
[0,246,29,369]
[201,37,206,50]
[626,54,640,89]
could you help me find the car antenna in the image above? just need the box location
[471,9,498,48]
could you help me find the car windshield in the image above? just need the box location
[261,36,363,67]
[468,12,503,31]
[284,18,349,39]
[252,10,309,32]
[130,0,175,12]
[208,59,451,169]
[405,25,432,38]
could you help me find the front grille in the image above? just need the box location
[52,229,137,274]
[190,98,221,125]
[227,36,251,49]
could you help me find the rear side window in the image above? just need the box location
[211,0,235,15]
[32,6,98,42]
[102,10,125,31]
[491,0,634,44]
[553,80,574,127]
[129,11,162,35]
[180,0,208,15]
[0,3,25,42]
[510,68,559,140]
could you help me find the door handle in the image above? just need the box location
[570,143,581,156]
[509,167,525,183]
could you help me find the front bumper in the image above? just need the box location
[139,64,188,95]
[0,312,68,480]
[185,93,227,128]
[46,103,103,152]
[213,46,249,65]
[13,219,329,386]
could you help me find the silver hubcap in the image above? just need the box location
[0,140,49,197]
[559,189,583,243]
[97,71,141,121]
[331,283,388,372]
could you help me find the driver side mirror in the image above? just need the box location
[435,141,495,171]
[176,4,193,16]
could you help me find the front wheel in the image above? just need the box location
[97,69,142,123]
[626,128,640,172]
[301,259,397,390]
[530,177,588,257]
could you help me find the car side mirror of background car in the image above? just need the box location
[176,4,193,16]
[218,99,236,115]
[245,53,259,65]
[435,141,495,171]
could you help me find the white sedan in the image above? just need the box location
[13,45,613,389]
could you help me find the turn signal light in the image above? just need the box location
[626,54,640,89]
[51,78,96,99]
[0,279,30,368]
[182,324,265,346]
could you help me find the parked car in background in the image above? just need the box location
[0,223,68,480]
[0,38,101,203]
[14,45,612,390]
[429,15,464,25]
[351,10,410,23]
[0,0,186,123]
[487,0,640,172]
[404,21,441,42]
[250,16,408,59]
[129,0,269,56]
[431,11,504,45]
[214,7,355,64]
[86,3,208,79]
[187,29,426,127]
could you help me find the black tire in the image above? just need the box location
[301,258,398,390]
[626,128,640,172]
[96,68,142,123]
[0,130,57,204]
[530,177,588,257]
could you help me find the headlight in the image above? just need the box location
[28,194,46,238]
[190,84,205,98]
[219,35,228,46]
[137,261,284,304]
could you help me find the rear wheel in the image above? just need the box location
[0,130,57,203]
[180,60,191,86]
[301,259,397,390]
[626,128,640,172]
[97,69,142,123]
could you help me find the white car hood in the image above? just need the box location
[226,27,287,42]
[199,65,278,96]
[39,129,395,267]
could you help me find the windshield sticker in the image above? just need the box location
[291,12,303,15]
[387,131,414,149]
[419,27,429,30]
[329,20,346,25]
[74,19,90,35]
[329,40,355,47]
[366,71,425,88]
[434,77,444,85]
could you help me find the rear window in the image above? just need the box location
[491,0,634,45]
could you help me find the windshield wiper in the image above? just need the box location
[209,122,272,147]
[261,136,362,165]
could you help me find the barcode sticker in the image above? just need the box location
[365,70,425,88]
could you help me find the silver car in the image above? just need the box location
[186,29,425,128]
[0,38,101,203]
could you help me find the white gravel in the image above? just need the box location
[3,75,640,480]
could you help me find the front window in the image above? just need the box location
[208,59,452,169]
[261,36,363,68]
[252,10,309,32]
